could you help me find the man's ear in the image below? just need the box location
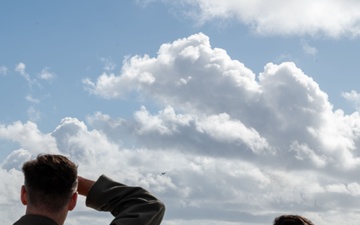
[20,185,27,205]
[68,192,78,211]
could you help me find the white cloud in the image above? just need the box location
[38,67,56,81]
[290,141,327,168]
[15,62,31,82]
[195,113,270,154]
[325,182,360,196]
[1,149,31,170]
[3,33,360,225]
[80,33,360,224]
[0,121,58,155]
[14,63,44,87]
[0,167,24,224]
[82,33,360,170]
[84,33,258,107]
[342,90,360,111]
[156,0,360,38]
[132,106,270,155]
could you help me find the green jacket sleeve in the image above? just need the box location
[85,175,165,225]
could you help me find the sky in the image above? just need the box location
[1,1,360,224]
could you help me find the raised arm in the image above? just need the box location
[77,175,165,225]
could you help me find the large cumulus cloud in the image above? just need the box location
[2,33,360,225]
[84,33,360,170]
[82,33,360,224]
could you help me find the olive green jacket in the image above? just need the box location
[14,175,165,225]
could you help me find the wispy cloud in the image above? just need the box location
[0,66,8,75]
[301,39,318,56]
[100,57,117,71]
[25,95,40,104]
[27,106,42,122]
[15,63,31,82]
[38,68,56,81]
[342,90,360,111]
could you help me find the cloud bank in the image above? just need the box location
[148,0,360,38]
[2,33,360,225]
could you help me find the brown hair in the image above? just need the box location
[273,215,314,225]
[22,154,78,211]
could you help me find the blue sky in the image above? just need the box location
[2,1,360,225]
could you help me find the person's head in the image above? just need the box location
[273,215,314,225]
[21,154,78,213]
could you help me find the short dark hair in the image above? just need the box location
[22,154,78,211]
[273,215,314,225]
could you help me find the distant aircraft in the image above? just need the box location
[161,172,166,175]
